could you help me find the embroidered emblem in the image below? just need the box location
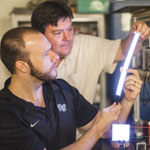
[57,104,67,112]
[30,120,40,128]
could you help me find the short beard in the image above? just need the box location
[27,60,54,82]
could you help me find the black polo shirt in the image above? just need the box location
[0,78,98,150]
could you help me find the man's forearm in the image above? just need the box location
[118,97,135,123]
[114,20,150,63]
[60,103,121,150]
[114,36,142,62]
[60,123,104,150]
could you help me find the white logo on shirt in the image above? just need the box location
[30,120,40,128]
[57,104,67,112]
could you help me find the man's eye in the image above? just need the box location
[69,28,73,31]
[44,53,48,56]
[53,31,61,35]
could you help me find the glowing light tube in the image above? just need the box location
[116,32,140,97]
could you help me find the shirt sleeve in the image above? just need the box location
[68,83,99,128]
[52,79,98,128]
[80,35,121,74]
[97,38,121,73]
[0,108,45,150]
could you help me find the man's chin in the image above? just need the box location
[38,74,57,82]
[51,72,57,80]
[61,52,71,57]
[51,75,57,80]
[60,48,72,57]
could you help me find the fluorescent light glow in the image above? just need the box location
[116,32,140,97]
[112,124,130,142]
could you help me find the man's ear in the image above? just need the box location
[15,61,29,73]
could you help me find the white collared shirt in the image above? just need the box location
[57,34,120,103]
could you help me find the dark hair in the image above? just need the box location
[0,27,40,73]
[31,0,73,33]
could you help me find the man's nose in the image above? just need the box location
[49,51,59,62]
[63,31,70,41]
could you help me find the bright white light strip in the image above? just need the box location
[112,124,130,142]
[116,32,140,97]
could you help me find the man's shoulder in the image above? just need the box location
[0,88,8,101]
[74,34,99,41]
[44,79,77,99]
[73,34,103,51]
[46,79,73,91]
[53,79,72,89]
[0,89,15,110]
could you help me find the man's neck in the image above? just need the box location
[57,57,63,67]
[8,75,45,107]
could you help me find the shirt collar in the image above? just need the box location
[3,78,42,113]
[3,78,60,114]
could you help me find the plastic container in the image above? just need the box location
[77,0,109,14]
